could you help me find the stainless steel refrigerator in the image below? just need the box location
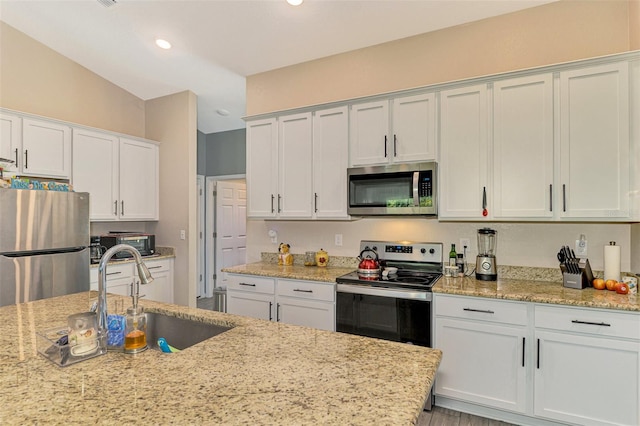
[0,189,90,307]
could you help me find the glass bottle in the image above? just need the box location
[449,244,457,267]
[124,305,147,353]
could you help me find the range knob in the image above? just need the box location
[420,248,426,254]
[429,248,435,254]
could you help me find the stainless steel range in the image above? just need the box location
[336,240,443,410]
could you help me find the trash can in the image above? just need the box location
[212,286,227,313]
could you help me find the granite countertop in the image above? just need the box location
[0,292,441,425]
[222,262,354,283]
[434,276,640,312]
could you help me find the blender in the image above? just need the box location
[475,228,497,281]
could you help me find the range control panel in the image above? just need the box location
[360,240,443,264]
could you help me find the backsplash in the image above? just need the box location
[260,252,635,284]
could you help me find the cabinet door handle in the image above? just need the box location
[384,135,388,157]
[239,282,256,287]
[269,301,273,321]
[562,184,566,212]
[293,289,313,293]
[271,194,275,213]
[114,200,118,216]
[522,337,525,367]
[536,338,540,369]
[106,271,122,276]
[277,194,281,213]
[393,134,397,157]
[463,308,494,314]
[571,320,611,327]
[276,303,280,322]
[147,265,163,270]
[314,193,318,213]
[14,148,19,167]
[24,149,28,169]
[549,184,553,212]
[121,200,125,216]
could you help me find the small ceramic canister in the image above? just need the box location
[315,249,329,267]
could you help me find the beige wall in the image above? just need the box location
[247,0,636,115]
[146,91,198,307]
[0,22,145,137]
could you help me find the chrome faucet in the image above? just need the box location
[97,244,154,338]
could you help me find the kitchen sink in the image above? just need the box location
[145,312,232,351]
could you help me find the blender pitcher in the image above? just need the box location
[476,228,497,281]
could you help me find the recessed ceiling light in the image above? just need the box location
[287,0,303,5]
[216,109,230,116]
[155,39,172,50]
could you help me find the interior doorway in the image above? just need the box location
[203,176,247,297]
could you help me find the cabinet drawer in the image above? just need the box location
[535,304,640,340]
[144,258,170,273]
[277,279,335,302]
[435,294,528,326]
[90,262,134,284]
[226,274,275,295]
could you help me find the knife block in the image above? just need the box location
[561,259,594,289]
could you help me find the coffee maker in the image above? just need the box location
[476,228,497,281]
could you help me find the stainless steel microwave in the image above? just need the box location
[347,162,437,216]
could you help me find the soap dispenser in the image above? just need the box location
[123,280,148,354]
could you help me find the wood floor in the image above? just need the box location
[196,298,514,426]
[418,406,514,426]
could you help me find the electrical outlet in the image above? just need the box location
[180,230,186,240]
[335,234,343,246]
[460,238,471,251]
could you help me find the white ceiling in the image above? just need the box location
[0,0,556,134]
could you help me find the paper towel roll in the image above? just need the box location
[604,242,621,281]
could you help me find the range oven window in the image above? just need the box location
[336,292,431,347]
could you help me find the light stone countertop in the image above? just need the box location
[223,262,355,283]
[433,276,640,312]
[0,292,441,425]
[89,246,175,269]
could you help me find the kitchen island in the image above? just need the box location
[0,292,441,425]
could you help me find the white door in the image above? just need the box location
[246,118,278,218]
[119,138,159,220]
[21,118,71,178]
[0,113,20,174]
[196,175,206,298]
[208,179,247,292]
[349,100,389,166]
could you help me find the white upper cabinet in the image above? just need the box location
[349,100,389,166]
[438,84,490,219]
[392,93,436,163]
[493,74,554,219]
[278,112,313,218]
[0,113,21,174]
[559,62,630,219]
[246,118,278,218]
[246,113,313,219]
[72,128,119,220]
[73,131,159,221]
[350,93,436,167]
[119,137,159,220]
[312,106,349,219]
[1,115,72,179]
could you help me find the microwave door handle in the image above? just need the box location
[412,172,420,206]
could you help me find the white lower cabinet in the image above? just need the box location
[90,258,174,304]
[226,273,335,331]
[434,295,528,414]
[434,294,640,426]
[534,305,640,426]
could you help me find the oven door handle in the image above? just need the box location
[337,283,431,301]
[412,171,420,206]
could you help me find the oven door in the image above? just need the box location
[336,284,431,347]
